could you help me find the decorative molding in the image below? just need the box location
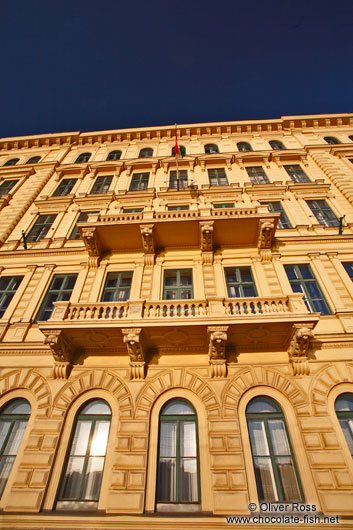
[122,328,146,380]
[287,324,315,376]
[42,329,75,379]
[81,226,101,267]
[257,218,276,250]
[208,326,228,378]
[200,221,214,253]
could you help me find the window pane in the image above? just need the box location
[80,400,111,415]
[339,419,353,455]
[60,456,85,499]
[158,458,176,502]
[180,458,198,502]
[268,420,290,455]
[180,422,197,457]
[0,422,11,452]
[247,398,280,414]
[160,423,176,457]
[70,421,91,456]
[162,401,195,415]
[253,456,278,501]
[3,421,27,455]
[90,421,110,456]
[335,394,353,412]
[82,457,104,500]
[0,456,15,498]
[37,274,77,321]
[275,457,301,501]
[248,421,270,456]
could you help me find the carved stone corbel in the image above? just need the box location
[200,222,213,252]
[140,224,155,265]
[258,218,276,250]
[208,326,228,378]
[287,324,314,376]
[81,226,101,268]
[42,329,74,379]
[122,328,146,380]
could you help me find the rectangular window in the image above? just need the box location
[0,180,19,197]
[52,178,77,197]
[225,267,257,297]
[101,272,133,302]
[167,205,189,211]
[129,173,149,191]
[122,208,144,213]
[284,165,310,183]
[163,270,193,299]
[343,263,353,281]
[207,168,228,186]
[0,276,23,318]
[306,200,339,227]
[169,170,188,189]
[263,202,292,229]
[213,203,235,209]
[26,214,57,242]
[90,175,113,195]
[246,166,269,185]
[285,264,330,314]
[36,274,78,321]
[69,211,98,240]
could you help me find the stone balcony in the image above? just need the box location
[78,206,280,265]
[39,293,319,380]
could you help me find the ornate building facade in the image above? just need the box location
[0,114,353,529]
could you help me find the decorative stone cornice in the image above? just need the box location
[208,325,228,378]
[122,328,146,380]
[287,324,315,376]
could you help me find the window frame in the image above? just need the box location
[306,200,339,227]
[284,264,331,314]
[335,393,353,457]
[207,168,228,187]
[3,158,19,167]
[167,205,189,211]
[0,179,19,197]
[26,214,57,243]
[237,142,252,152]
[138,148,153,158]
[75,152,91,164]
[172,145,186,157]
[169,170,188,189]
[324,136,341,145]
[36,274,78,321]
[246,397,304,503]
[284,165,310,183]
[0,398,31,499]
[26,156,41,164]
[156,398,200,506]
[0,276,24,318]
[163,269,193,300]
[343,263,353,281]
[69,211,98,240]
[246,166,270,185]
[204,144,219,154]
[89,175,113,195]
[101,271,133,302]
[129,173,149,192]
[224,267,258,298]
[269,140,285,150]
[213,203,235,209]
[55,399,112,510]
[52,178,78,197]
[106,150,122,161]
[263,202,292,229]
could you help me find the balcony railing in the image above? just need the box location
[50,294,306,323]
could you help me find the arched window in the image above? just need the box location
[237,142,252,152]
[269,140,285,150]
[157,399,199,508]
[3,158,19,166]
[172,145,186,157]
[56,399,111,510]
[246,396,303,502]
[75,152,91,164]
[324,136,341,145]
[26,156,41,164]
[106,150,122,161]
[139,147,153,158]
[204,143,219,154]
[335,393,353,456]
[0,398,31,498]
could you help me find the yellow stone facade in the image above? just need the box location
[0,114,353,529]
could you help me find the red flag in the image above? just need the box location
[174,124,181,159]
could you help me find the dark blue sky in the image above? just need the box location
[1,0,352,138]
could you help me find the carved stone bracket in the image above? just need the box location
[287,324,314,376]
[208,326,228,378]
[81,226,101,268]
[258,218,276,250]
[140,224,155,257]
[122,328,146,380]
[200,221,214,253]
[42,329,74,379]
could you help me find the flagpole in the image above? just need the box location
[175,123,180,191]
